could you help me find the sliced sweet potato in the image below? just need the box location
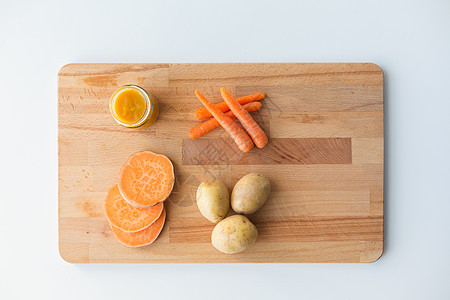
[118,151,175,207]
[104,184,163,232]
[111,207,166,247]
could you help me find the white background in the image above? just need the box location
[1,0,449,299]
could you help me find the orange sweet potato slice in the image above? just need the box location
[104,184,164,232]
[118,151,175,207]
[111,207,166,247]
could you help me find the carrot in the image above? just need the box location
[220,88,268,149]
[194,92,265,120]
[189,102,262,139]
[195,90,254,153]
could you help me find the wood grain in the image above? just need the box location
[58,63,384,263]
[182,138,352,165]
[169,215,383,244]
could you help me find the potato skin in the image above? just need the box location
[231,173,271,214]
[211,215,258,254]
[196,180,230,223]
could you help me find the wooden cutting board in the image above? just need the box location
[58,63,384,263]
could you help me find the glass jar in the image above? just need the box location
[109,85,159,128]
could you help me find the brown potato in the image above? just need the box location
[196,180,230,223]
[231,173,271,214]
[211,215,258,254]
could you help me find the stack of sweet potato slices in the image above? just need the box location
[104,151,174,247]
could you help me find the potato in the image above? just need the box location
[196,180,230,223]
[231,173,271,214]
[211,215,258,254]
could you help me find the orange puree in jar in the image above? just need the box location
[113,89,146,123]
[109,85,159,128]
